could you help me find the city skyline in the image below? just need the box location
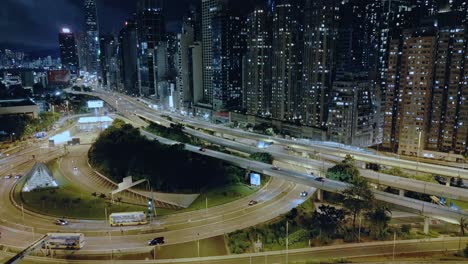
[0,0,265,53]
[2,1,468,263]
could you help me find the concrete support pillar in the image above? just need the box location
[424,217,430,235]
[317,189,323,201]
[399,189,405,197]
[446,181,450,187]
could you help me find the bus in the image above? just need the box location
[45,233,85,250]
[109,212,148,227]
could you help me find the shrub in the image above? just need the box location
[401,224,411,234]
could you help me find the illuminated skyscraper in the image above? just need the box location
[84,0,101,74]
[99,34,116,88]
[382,11,468,156]
[244,6,272,116]
[211,12,244,111]
[301,0,338,127]
[58,28,79,75]
[201,0,228,106]
[270,0,304,121]
[137,0,165,96]
[119,20,139,95]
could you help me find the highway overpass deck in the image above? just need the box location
[140,131,468,225]
[136,113,468,202]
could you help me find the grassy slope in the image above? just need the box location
[15,160,262,219]
[15,160,146,220]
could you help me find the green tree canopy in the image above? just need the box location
[89,123,245,193]
[311,205,346,238]
[249,152,274,164]
[366,203,391,239]
[342,176,374,231]
[326,156,360,183]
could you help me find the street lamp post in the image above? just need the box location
[417,129,422,174]
[286,221,289,264]
[197,233,200,258]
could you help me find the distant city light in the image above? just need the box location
[62,28,71,33]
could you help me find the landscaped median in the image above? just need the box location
[12,159,146,220]
[12,119,270,220]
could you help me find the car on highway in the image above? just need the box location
[199,148,206,152]
[73,167,78,171]
[4,174,11,179]
[271,166,281,171]
[148,237,165,246]
[300,191,308,197]
[434,175,447,185]
[14,174,22,179]
[55,219,69,226]
[314,177,325,182]
[248,200,258,206]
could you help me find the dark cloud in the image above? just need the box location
[0,0,83,49]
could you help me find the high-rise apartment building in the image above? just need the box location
[99,34,116,88]
[201,0,228,106]
[271,0,304,121]
[137,0,165,97]
[383,8,468,156]
[364,0,415,144]
[177,7,203,110]
[84,0,100,74]
[427,12,468,154]
[328,74,375,147]
[244,6,272,117]
[383,26,437,155]
[58,28,80,75]
[211,12,244,111]
[118,20,139,95]
[301,0,339,128]
[335,0,367,77]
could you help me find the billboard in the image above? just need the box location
[250,173,261,187]
[47,70,70,87]
[87,100,104,108]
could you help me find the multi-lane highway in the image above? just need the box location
[3,236,468,264]
[104,90,468,180]
[69,89,468,224]
[0,130,314,253]
[0,87,465,263]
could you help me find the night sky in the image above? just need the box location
[0,0,264,55]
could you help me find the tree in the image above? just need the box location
[366,203,391,239]
[343,155,355,165]
[456,176,464,188]
[327,156,359,183]
[342,176,374,231]
[460,217,466,236]
[311,205,346,238]
[249,152,274,164]
[72,85,82,92]
[112,119,126,129]
[286,208,298,221]
[464,243,468,258]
